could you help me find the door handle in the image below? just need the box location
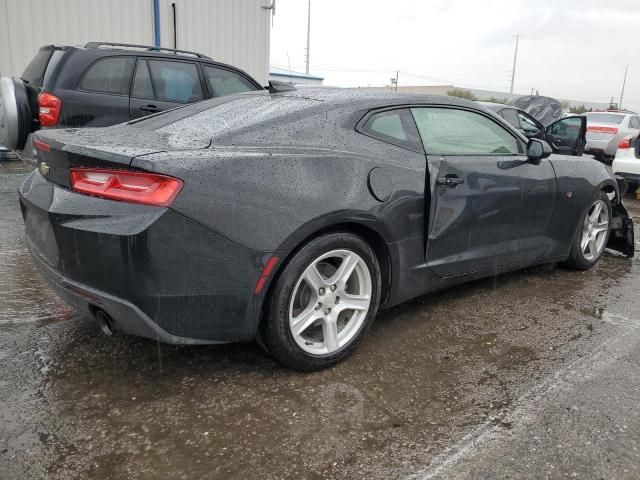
[139,105,161,113]
[436,176,465,187]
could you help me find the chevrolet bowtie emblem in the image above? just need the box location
[39,162,50,176]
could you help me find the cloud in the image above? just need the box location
[271,0,640,109]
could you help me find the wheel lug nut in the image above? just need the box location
[330,285,336,292]
[324,308,331,315]
[319,287,325,295]
[315,303,322,310]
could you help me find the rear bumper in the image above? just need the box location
[19,169,267,344]
[612,150,640,184]
[28,243,224,344]
[585,138,618,156]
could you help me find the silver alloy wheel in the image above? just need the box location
[289,249,372,355]
[580,199,609,262]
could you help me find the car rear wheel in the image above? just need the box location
[261,232,381,371]
[566,191,611,270]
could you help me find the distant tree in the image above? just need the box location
[569,104,590,114]
[483,96,509,104]
[560,100,570,110]
[447,88,478,101]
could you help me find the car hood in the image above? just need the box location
[509,95,564,127]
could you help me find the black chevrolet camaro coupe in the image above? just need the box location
[18,87,635,370]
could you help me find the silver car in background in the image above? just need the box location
[585,111,640,163]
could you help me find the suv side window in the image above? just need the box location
[138,59,203,103]
[411,107,522,155]
[361,109,423,152]
[79,57,135,95]
[630,117,640,129]
[203,65,257,97]
[132,60,155,99]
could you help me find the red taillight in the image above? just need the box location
[618,136,633,149]
[587,126,618,135]
[38,92,62,127]
[70,168,183,207]
[254,256,280,294]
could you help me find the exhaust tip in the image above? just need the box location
[95,309,113,336]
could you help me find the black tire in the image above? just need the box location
[566,191,612,270]
[261,232,381,371]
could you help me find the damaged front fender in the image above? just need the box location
[607,201,635,257]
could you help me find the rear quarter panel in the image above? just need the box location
[132,142,427,253]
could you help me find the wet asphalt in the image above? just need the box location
[1,161,640,480]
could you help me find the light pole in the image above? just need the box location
[510,34,520,94]
[620,65,630,109]
[305,0,311,75]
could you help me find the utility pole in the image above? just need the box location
[510,34,520,94]
[620,64,630,109]
[305,0,311,75]
[395,70,399,92]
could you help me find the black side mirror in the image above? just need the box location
[527,138,552,162]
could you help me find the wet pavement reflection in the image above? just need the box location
[1,161,639,479]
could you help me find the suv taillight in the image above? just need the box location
[70,168,184,207]
[38,92,62,127]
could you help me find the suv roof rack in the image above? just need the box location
[84,42,212,59]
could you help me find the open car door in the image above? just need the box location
[544,116,587,156]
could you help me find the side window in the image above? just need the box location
[630,117,640,129]
[518,112,542,136]
[145,60,203,103]
[548,116,581,136]
[498,108,521,130]
[132,60,154,99]
[79,57,135,95]
[411,107,522,155]
[203,66,257,97]
[361,109,423,151]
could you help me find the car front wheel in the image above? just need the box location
[567,191,612,270]
[261,232,381,371]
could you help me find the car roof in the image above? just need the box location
[259,87,486,111]
[477,101,513,110]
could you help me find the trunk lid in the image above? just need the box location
[33,122,211,188]
[586,123,619,141]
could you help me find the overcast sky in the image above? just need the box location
[271,0,640,110]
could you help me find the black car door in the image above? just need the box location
[544,116,587,156]
[129,58,205,119]
[411,106,557,278]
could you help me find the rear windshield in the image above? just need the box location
[585,113,625,125]
[21,48,64,87]
[135,93,320,139]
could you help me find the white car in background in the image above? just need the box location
[612,135,640,191]
[585,111,640,163]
